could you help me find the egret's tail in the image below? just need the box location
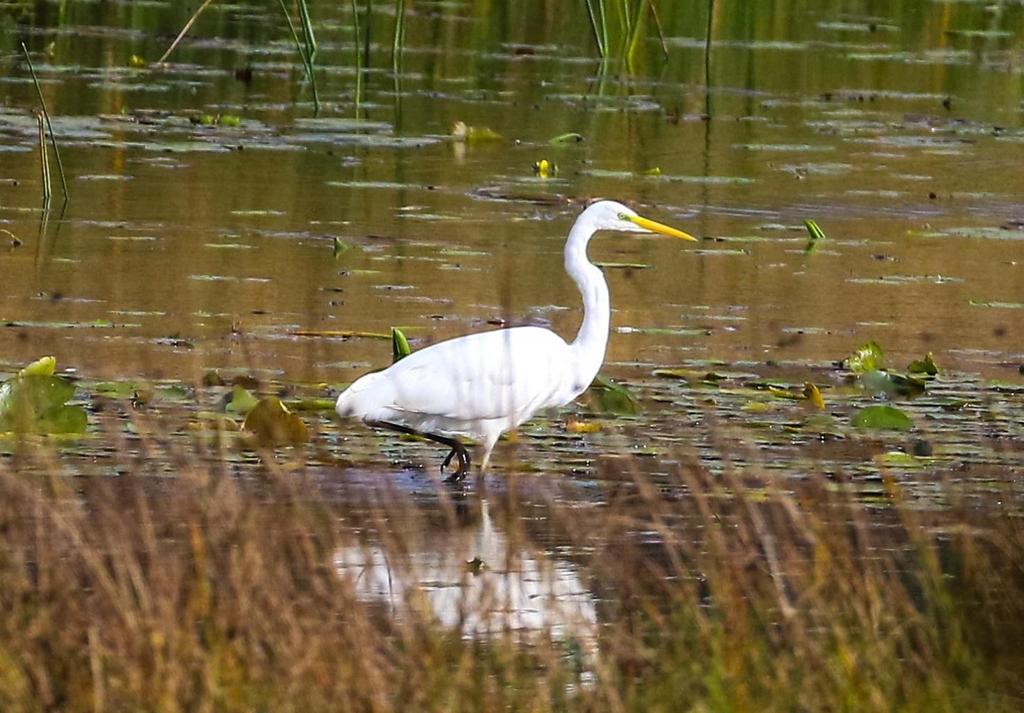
[335,371,387,420]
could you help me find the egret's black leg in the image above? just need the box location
[440,442,471,484]
[366,421,472,482]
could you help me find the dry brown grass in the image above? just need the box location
[0,416,1021,712]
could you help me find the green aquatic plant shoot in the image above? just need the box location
[549,132,585,145]
[392,0,407,72]
[391,326,412,363]
[21,42,69,203]
[803,218,827,254]
[844,341,884,373]
[0,356,87,435]
[277,0,320,113]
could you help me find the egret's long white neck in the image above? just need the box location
[565,216,610,387]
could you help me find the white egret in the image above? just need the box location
[335,200,697,481]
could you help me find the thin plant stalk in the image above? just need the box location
[351,0,363,113]
[392,0,406,73]
[295,0,320,111]
[623,0,647,71]
[584,0,606,57]
[598,0,609,58]
[363,0,373,68]
[277,0,320,113]
[297,0,318,64]
[36,112,51,205]
[648,0,669,59]
[156,0,216,64]
[704,0,715,93]
[21,42,68,203]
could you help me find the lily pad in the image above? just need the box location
[242,397,309,446]
[0,357,87,435]
[588,377,640,416]
[907,352,938,376]
[225,385,259,415]
[859,370,926,397]
[845,341,884,373]
[852,405,913,432]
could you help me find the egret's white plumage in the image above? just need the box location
[335,200,696,478]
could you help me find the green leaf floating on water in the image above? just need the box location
[803,219,827,254]
[859,370,926,397]
[845,341,884,373]
[852,405,913,432]
[333,237,350,259]
[0,356,87,434]
[907,352,938,376]
[548,132,584,145]
[391,327,412,363]
[225,385,260,415]
[588,376,640,416]
[242,397,309,446]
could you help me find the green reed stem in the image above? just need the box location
[623,0,648,70]
[278,0,320,113]
[649,0,669,59]
[351,0,363,112]
[704,0,714,92]
[21,42,68,203]
[297,0,318,63]
[584,0,606,57]
[598,0,609,57]
[35,112,51,205]
[392,0,406,73]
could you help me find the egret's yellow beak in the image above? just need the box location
[627,214,698,241]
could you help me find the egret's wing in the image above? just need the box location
[384,327,571,422]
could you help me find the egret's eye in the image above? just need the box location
[617,212,629,221]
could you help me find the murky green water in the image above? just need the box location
[2,0,1022,468]
[1,0,1023,670]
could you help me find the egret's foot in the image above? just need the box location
[366,420,472,484]
[440,444,471,483]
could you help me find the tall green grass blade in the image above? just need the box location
[596,0,609,60]
[297,0,318,63]
[351,0,363,113]
[277,0,320,113]
[704,0,715,90]
[21,42,68,203]
[649,0,669,59]
[583,0,606,57]
[392,0,406,73]
[624,0,648,71]
[35,112,51,205]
